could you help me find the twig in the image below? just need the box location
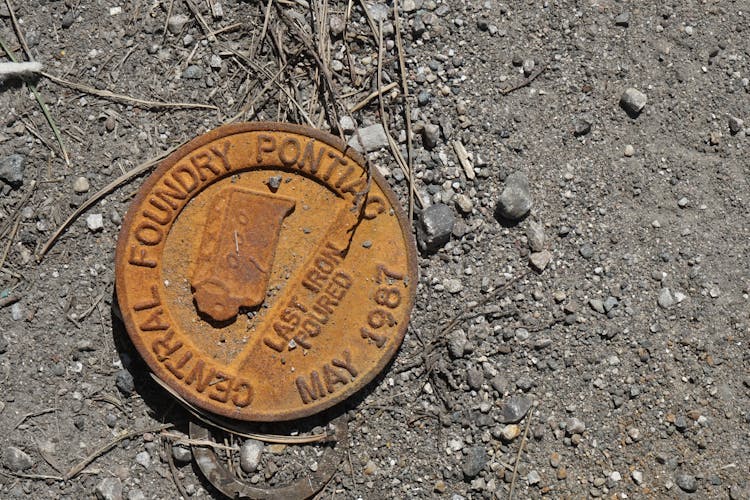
[394,1,414,222]
[0,296,21,309]
[63,424,173,481]
[0,61,42,78]
[183,0,215,42]
[165,440,190,499]
[14,407,59,430]
[500,64,546,95]
[36,146,179,261]
[453,140,475,180]
[348,81,398,112]
[74,292,105,323]
[162,433,239,452]
[250,0,274,60]
[2,471,64,481]
[0,31,70,167]
[4,0,31,58]
[508,403,536,500]
[41,72,218,110]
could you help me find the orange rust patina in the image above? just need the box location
[115,123,417,421]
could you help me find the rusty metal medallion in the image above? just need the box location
[115,123,417,421]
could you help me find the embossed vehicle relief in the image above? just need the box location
[115,123,417,421]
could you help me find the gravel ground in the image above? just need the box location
[1,0,749,499]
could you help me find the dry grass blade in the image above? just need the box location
[0,180,36,271]
[42,72,218,110]
[150,374,331,444]
[0,24,70,167]
[13,406,58,429]
[508,403,536,500]
[393,1,415,221]
[500,64,546,95]
[162,432,240,452]
[63,423,173,480]
[348,81,399,113]
[36,146,179,261]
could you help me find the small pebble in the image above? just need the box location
[0,154,25,188]
[529,250,552,272]
[497,396,532,423]
[500,424,521,442]
[614,12,630,27]
[496,171,532,222]
[134,451,151,469]
[632,470,643,485]
[527,470,541,485]
[182,65,204,79]
[348,124,389,152]
[239,439,264,473]
[417,203,455,253]
[728,116,744,135]
[462,446,487,478]
[86,213,104,232]
[167,14,189,34]
[620,87,647,116]
[95,477,123,500]
[3,446,33,471]
[566,417,585,434]
[73,177,91,194]
[658,288,674,309]
[676,473,698,493]
[115,369,135,395]
[624,144,635,157]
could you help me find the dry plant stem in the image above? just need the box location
[501,65,546,95]
[348,81,398,113]
[183,0,216,42]
[41,72,218,110]
[0,180,36,270]
[150,374,331,444]
[13,406,58,430]
[0,32,70,167]
[250,0,274,60]
[0,296,21,308]
[508,405,535,500]
[394,1,414,222]
[63,424,173,481]
[36,146,179,261]
[165,440,190,499]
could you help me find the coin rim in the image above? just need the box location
[115,122,418,421]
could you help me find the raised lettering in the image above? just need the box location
[209,372,231,403]
[298,139,324,173]
[322,364,349,393]
[154,179,188,210]
[135,222,163,246]
[209,141,232,171]
[151,330,182,361]
[278,137,301,166]
[165,350,193,379]
[139,308,170,331]
[128,246,157,268]
[133,284,161,311]
[185,360,216,392]
[171,165,199,192]
[143,197,173,225]
[363,195,386,219]
[191,151,220,180]
[331,350,358,377]
[231,379,253,407]
[296,371,326,404]
[256,134,276,163]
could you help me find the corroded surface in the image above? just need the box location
[115,123,417,421]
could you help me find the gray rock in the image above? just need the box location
[573,119,591,137]
[454,194,473,214]
[134,450,151,468]
[95,477,123,500]
[527,470,541,485]
[444,278,463,294]
[338,115,356,134]
[209,54,223,69]
[522,58,535,77]
[529,250,552,272]
[127,489,146,500]
[728,116,744,135]
[462,446,487,478]
[589,299,605,314]
[182,65,203,79]
[73,176,90,193]
[447,329,467,358]
[566,417,586,434]
[466,367,483,390]
[496,172,532,222]
[614,12,630,27]
[497,396,532,423]
[115,369,135,395]
[172,444,192,464]
[657,288,674,309]
[579,244,594,259]
[239,438,264,473]
[86,213,104,232]
[167,14,189,34]
[603,296,618,312]
[11,302,23,321]
[422,123,440,149]
[417,203,455,253]
[3,446,33,471]
[0,154,25,188]
[348,124,389,152]
[676,473,697,493]
[620,88,647,116]
[527,220,545,252]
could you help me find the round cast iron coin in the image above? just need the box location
[115,122,417,421]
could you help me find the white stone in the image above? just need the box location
[86,213,104,232]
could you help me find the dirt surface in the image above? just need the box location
[1,0,749,499]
